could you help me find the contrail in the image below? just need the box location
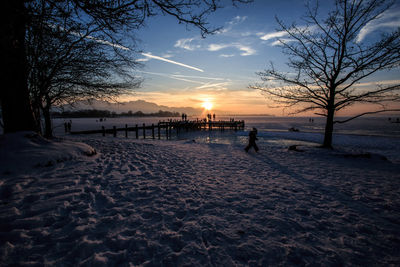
[140,71,204,84]
[141,53,204,72]
[50,23,204,72]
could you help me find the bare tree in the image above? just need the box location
[1,0,252,134]
[26,2,141,137]
[27,27,141,138]
[251,0,400,148]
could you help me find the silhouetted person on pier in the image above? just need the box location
[245,127,259,152]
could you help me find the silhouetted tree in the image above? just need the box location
[251,0,400,148]
[26,2,141,137]
[1,0,252,134]
[1,1,38,133]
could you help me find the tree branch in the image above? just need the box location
[334,109,400,124]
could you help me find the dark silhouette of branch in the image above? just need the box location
[334,109,400,124]
[251,0,400,147]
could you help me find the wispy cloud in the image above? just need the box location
[173,15,252,55]
[260,25,318,46]
[171,74,225,81]
[207,43,256,56]
[195,82,231,91]
[229,15,247,25]
[352,79,400,87]
[208,43,230,51]
[170,76,205,84]
[259,30,288,41]
[174,37,201,51]
[141,52,204,72]
[140,71,230,86]
[217,15,248,34]
[175,38,256,56]
[139,71,204,84]
[237,45,255,56]
[357,9,400,43]
[270,38,296,46]
[219,54,235,58]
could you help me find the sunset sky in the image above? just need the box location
[121,0,400,116]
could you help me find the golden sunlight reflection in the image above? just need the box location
[202,101,213,110]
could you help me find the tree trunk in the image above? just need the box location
[323,106,335,148]
[0,0,37,133]
[42,104,53,138]
[32,102,43,135]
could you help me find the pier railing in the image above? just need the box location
[69,120,245,139]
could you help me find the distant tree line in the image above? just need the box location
[52,109,180,118]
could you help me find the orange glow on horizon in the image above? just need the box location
[202,101,213,111]
[118,88,400,116]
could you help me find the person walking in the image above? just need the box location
[245,127,259,152]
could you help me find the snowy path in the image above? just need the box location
[1,137,400,266]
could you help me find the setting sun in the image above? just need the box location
[202,101,213,110]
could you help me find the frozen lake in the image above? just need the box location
[52,116,400,162]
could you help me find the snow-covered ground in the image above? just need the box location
[1,130,400,266]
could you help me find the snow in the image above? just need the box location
[1,130,400,265]
[0,132,96,175]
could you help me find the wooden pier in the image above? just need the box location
[70,120,245,139]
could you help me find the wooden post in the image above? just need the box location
[58,119,247,137]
